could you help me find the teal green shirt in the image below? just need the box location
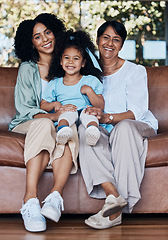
[9,61,47,130]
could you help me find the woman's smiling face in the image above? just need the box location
[97,26,123,60]
[32,23,55,55]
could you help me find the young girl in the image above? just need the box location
[41,30,104,146]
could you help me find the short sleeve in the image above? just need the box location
[42,79,57,102]
[87,75,103,95]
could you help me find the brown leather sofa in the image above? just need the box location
[0,66,168,214]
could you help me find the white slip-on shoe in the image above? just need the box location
[85,126,100,146]
[20,198,46,232]
[41,191,64,223]
[85,210,122,230]
[101,194,127,217]
[56,126,73,145]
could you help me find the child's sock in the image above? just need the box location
[85,125,100,146]
[56,125,73,145]
[57,125,68,132]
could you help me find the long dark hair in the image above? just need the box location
[14,13,65,62]
[48,30,102,81]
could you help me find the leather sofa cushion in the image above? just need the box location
[0,130,168,169]
[146,132,168,167]
[0,130,25,168]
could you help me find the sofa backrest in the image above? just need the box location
[0,67,18,130]
[146,66,168,133]
[0,66,168,133]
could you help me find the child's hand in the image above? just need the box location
[54,102,62,112]
[80,85,92,95]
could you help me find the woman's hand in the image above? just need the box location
[85,106,102,118]
[59,104,77,114]
[85,106,105,121]
[52,104,77,122]
[36,104,77,122]
[85,106,113,124]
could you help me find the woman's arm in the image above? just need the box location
[40,99,62,112]
[81,85,105,110]
[102,110,135,124]
[34,104,78,121]
[126,65,148,120]
[14,63,49,120]
[85,107,135,125]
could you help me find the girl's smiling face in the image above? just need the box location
[60,47,86,76]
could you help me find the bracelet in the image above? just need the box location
[107,113,113,124]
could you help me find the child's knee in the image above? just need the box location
[58,111,78,126]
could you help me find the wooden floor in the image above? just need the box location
[0,213,168,240]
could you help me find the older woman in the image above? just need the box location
[78,20,158,229]
[9,13,79,232]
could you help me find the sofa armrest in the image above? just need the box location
[146,132,168,168]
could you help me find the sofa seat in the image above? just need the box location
[1,130,168,169]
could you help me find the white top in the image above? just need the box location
[41,78,48,100]
[102,60,158,132]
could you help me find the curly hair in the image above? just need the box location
[48,30,102,81]
[14,13,66,62]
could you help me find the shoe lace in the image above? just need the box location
[42,192,64,211]
[20,200,41,218]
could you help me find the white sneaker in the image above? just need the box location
[41,191,64,222]
[56,126,73,145]
[85,210,122,229]
[101,195,127,217]
[20,198,46,232]
[85,126,100,146]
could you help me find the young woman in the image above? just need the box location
[78,20,158,229]
[9,13,79,232]
[41,30,104,146]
